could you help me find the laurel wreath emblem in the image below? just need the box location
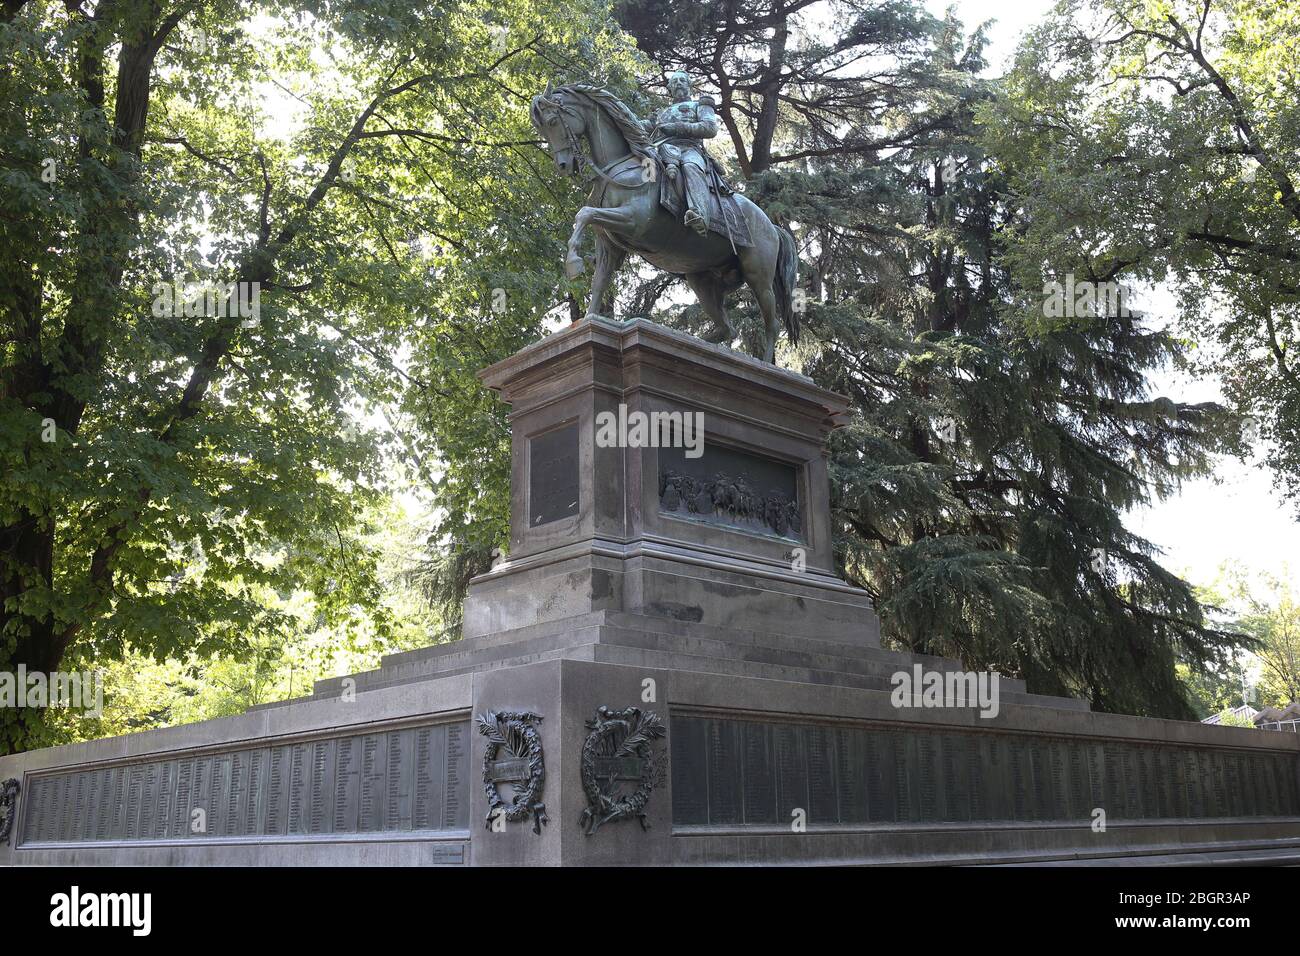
[476,711,548,835]
[578,706,666,836]
[0,778,20,846]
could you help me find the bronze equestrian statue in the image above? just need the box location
[530,75,799,364]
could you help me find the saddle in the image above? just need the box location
[654,144,753,248]
[589,151,753,249]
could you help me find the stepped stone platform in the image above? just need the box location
[1,317,1298,866]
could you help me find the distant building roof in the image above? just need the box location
[1253,706,1285,724]
[1202,704,1259,725]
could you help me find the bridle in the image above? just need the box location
[534,90,645,188]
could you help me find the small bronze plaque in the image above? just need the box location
[529,423,580,526]
[487,758,530,784]
[593,756,648,781]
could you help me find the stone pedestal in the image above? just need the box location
[2,317,1299,867]
[463,316,878,647]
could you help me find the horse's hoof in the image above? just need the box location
[565,255,585,279]
[699,323,733,344]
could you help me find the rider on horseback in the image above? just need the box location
[647,71,718,237]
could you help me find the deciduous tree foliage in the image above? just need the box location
[1,0,1277,751]
[0,0,638,751]
[989,0,1300,500]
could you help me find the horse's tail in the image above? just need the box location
[774,226,799,345]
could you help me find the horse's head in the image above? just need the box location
[530,86,586,178]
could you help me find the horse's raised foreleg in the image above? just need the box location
[564,204,636,280]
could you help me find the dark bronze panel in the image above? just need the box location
[1183,751,1203,818]
[442,721,470,830]
[125,765,145,840]
[1256,753,1278,816]
[742,721,779,825]
[1009,739,1031,821]
[1067,742,1090,822]
[1029,741,1051,821]
[706,718,743,825]
[210,755,231,837]
[386,730,414,831]
[894,732,918,823]
[1242,753,1260,816]
[806,724,839,823]
[335,735,362,832]
[967,736,988,822]
[1103,745,1124,819]
[835,726,868,824]
[669,716,709,825]
[1046,741,1069,822]
[266,745,290,835]
[865,730,896,822]
[357,733,386,832]
[309,739,335,834]
[916,732,941,822]
[245,747,268,835]
[413,724,445,831]
[774,721,808,821]
[943,734,971,823]
[985,736,1013,821]
[528,422,579,526]
[659,442,802,539]
[192,756,211,838]
[1121,746,1140,820]
[170,758,193,839]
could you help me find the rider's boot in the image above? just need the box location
[682,165,711,236]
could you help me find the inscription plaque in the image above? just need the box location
[865,731,896,822]
[665,715,1298,830]
[743,722,779,825]
[708,718,743,825]
[443,722,469,830]
[668,716,709,825]
[806,724,839,823]
[528,422,579,527]
[835,727,868,824]
[18,720,472,846]
[774,722,809,820]
[943,734,970,823]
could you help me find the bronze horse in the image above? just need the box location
[530,84,799,363]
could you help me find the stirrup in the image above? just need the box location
[684,210,708,235]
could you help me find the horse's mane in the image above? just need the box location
[533,84,656,161]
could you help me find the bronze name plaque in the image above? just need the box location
[529,423,580,527]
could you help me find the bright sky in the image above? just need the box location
[928,0,1300,593]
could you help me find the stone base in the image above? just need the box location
[462,537,880,646]
[3,610,1298,866]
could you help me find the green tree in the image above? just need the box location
[1214,565,1300,706]
[987,0,1300,500]
[0,0,639,751]
[614,0,1240,716]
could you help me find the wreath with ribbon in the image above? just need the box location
[578,706,666,836]
[476,711,548,835]
[0,778,20,846]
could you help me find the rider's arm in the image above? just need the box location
[688,96,720,139]
[655,97,719,140]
